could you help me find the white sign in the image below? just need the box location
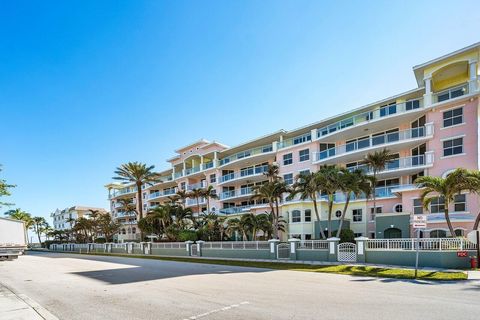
[467,230,479,244]
[413,215,427,229]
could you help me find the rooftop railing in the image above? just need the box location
[317,98,423,138]
[277,132,312,149]
[219,144,273,166]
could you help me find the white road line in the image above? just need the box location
[183,301,250,320]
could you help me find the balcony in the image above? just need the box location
[186,197,207,207]
[219,144,274,168]
[219,205,253,215]
[186,181,206,191]
[313,124,434,165]
[218,164,269,185]
[434,83,468,103]
[219,187,253,200]
[318,185,406,203]
[149,189,176,200]
[346,153,434,179]
[115,212,137,218]
[112,187,137,198]
[316,98,424,141]
[277,132,312,149]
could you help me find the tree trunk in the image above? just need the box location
[137,182,144,241]
[327,195,334,238]
[269,202,275,239]
[36,225,42,246]
[473,212,480,231]
[274,198,280,239]
[372,171,377,220]
[444,206,456,237]
[312,198,326,239]
[206,198,210,214]
[336,195,351,238]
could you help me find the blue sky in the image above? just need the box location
[1,0,479,223]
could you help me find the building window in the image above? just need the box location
[406,99,420,111]
[430,197,445,213]
[394,204,403,213]
[210,174,216,183]
[293,133,311,145]
[299,169,310,176]
[299,149,310,162]
[305,234,312,240]
[454,194,466,212]
[370,207,382,221]
[292,210,301,223]
[181,182,186,190]
[443,107,463,128]
[284,173,293,185]
[443,137,463,157]
[304,209,311,222]
[455,229,464,237]
[132,227,136,234]
[354,233,363,238]
[430,230,447,238]
[335,210,342,218]
[352,209,362,222]
[283,153,293,165]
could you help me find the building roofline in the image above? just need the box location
[174,139,211,153]
[412,42,480,71]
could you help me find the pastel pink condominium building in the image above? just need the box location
[107,42,480,242]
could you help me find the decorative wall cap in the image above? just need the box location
[326,237,340,241]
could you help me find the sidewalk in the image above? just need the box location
[0,283,58,320]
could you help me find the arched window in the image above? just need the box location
[384,228,402,239]
[121,228,126,235]
[454,229,464,237]
[394,204,403,213]
[127,228,131,234]
[292,210,301,223]
[132,227,136,234]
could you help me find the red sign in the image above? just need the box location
[457,251,468,257]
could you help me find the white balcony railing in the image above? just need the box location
[219,144,274,166]
[317,98,423,138]
[219,164,269,184]
[186,181,206,191]
[112,187,137,197]
[314,124,433,162]
[277,132,312,149]
[434,83,468,103]
[149,189,176,199]
[220,187,253,200]
[219,205,253,215]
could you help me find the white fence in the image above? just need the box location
[202,241,270,250]
[296,240,329,250]
[151,242,186,249]
[366,238,477,251]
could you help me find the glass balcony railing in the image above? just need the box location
[149,189,176,199]
[219,144,274,166]
[434,84,468,103]
[277,132,312,149]
[187,182,206,191]
[317,98,423,138]
[315,125,432,162]
[112,187,137,197]
[346,154,431,175]
[185,166,201,176]
[219,187,253,200]
[186,197,207,206]
[219,205,253,215]
[174,171,183,179]
[219,164,269,183]
[319,185,401,202]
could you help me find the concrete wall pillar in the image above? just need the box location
[327,237,340,262]
[196,240,204,257]
[355,237,368,263]
[423,76,433,106]
[469,59,478,93]
[268,239,280,259]
[288,238,301,260]
[185,241,194,256]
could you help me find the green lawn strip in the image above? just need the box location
[49,251,467,281]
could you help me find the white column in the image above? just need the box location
[182,162,186,176]
[469,60,478,93]
[200,155,204,169]
[424,76,433,106]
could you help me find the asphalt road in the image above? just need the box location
[1,251,480,320]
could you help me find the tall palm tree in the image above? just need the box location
[316,165,341,238]
[251,180,287,239]
[226,218,244,241]
[288,172,326,239]
[263,163,280,182]
[188,188,204,215]
[336,169,371,237]
[203,185,218,214]
[416,168,472,237]
[175,190,189,208]
[364,149,396,219]
[148,205,173,231]
[31,216,47,246]
[4,208,33,230]
[465,170,480,230]
[113,162,160,222]
[241,213,263,240]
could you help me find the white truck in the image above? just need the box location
[0,217,28,261]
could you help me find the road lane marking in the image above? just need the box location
[183,301,250,320]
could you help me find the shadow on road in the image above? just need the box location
[28,251,270,285]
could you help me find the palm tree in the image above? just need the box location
[465,170,480,230]
[336,169,371,237]
[288,172,326,239]
[188,188,204,215]
[316,165,341,238]
[31,216,47,246]
[416,168,472,237]
[148,205,173,231]
[226,218,246,241]
[4,208,33,231]
[263,163,280,182]
[175,190,189,208]
[203,185,218,214]
[251,180,287,239]
[364,149,396,219]
[113,162,160,223]
[241,213,263,240]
